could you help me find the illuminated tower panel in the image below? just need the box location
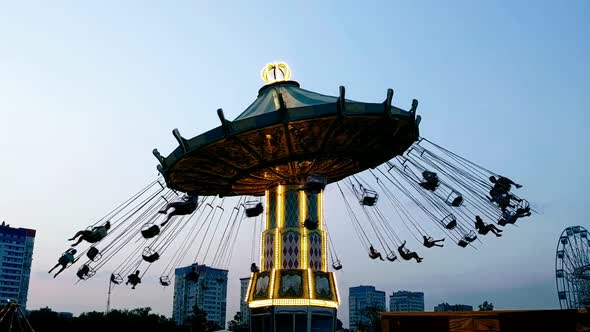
[248,184,339,328]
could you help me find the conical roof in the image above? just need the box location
[235,81,339,121]
[154,81,420,196]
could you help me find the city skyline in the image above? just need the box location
[1,0,589,329]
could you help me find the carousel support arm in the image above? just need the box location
[337,86,346,117]
[172,128,188,153]
[384,88,394,116]
[152,149,167,168]
[410,99,419,115]
[217,108,232,136]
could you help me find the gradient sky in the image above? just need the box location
[0,0,589,328]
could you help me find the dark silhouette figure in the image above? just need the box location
[245,202,263,218]
[76,264,91,280]
[490,193,521,212]
[423,235,445,248]
[419,171,440,191]
[250,263,260,273]
[489,176,521,197]
[126,270,141,289]
[369,245,385,261]
[458,239,469,248]
[398,241,423,263]
[475,216,502,237]
[141,224,160,239]
[304,218,318,231]
[498,207,532,226]
[69,221,111,247]
[159,193,199,226]
[48,248,77,278]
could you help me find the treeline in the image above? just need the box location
[26,306,222,332]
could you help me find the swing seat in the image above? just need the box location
[303,175,327,194]
[386,252,397,262]
[442,214,457,230]
[457,239,469,248]
[141,224,161,239]
[159,276,171,286]
[332,260,342,270]
[245,202,264,218]
[497,218,508,227]
[111,273,124,285]
[87,247,101,261]
[76,265,95,280]
[464,231,477,242]
[518,199,530,210]
[304,218,318,231]
[446,191,464,207]
[360,189,379,206]
[142,247,160,263]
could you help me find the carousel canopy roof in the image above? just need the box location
[154,64,420,196]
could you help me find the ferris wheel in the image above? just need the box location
[556,226,590,309]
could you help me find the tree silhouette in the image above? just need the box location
[478,301,494,311]
[189,305,222,332]
[27,307,180,332]
[227,311,248,332]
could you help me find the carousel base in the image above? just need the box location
[250,305,336,332]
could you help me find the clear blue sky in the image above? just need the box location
[0,0,588,328]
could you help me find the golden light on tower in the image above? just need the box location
[260,61,292,84]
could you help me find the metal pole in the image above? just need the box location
[106,277,113,313]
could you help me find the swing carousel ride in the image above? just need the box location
[53,62,534,329]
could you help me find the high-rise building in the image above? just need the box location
[389,291,424,312]
[172,263,228,328]
[434,302,473,312]
[349,286,386,331]
[239,277,250,324]
[0,224,35,308]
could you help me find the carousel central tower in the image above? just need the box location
[245,184,339,328]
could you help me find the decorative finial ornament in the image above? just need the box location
[260,62,292,85]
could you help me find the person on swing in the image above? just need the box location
[69,221,111,247]
[48,248,77,278]
[423,235,445,248]
[369,245,385,261]
[159,192,199,226]
[398,241,423,263]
